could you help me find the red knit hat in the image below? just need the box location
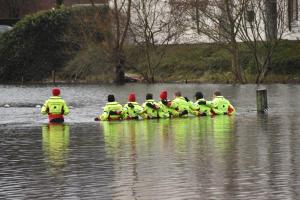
[52,87,61,96]
[160,90,168,100]
[128,93,136,102]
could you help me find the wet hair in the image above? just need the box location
[174,91,182,97]
[146,93,153,100]
[195,92,204,100]
[214,91,222,96]
[107,94,115,102]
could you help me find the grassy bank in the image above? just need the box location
[125,42,300,84]
[41,41,300,84]
[61,41,300,84]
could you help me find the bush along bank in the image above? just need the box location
[0,6,109,83]
[0,9,71,82]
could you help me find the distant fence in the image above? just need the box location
[0,19,20,26]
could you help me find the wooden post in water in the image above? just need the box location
[256,89,268,113]
[52,70,56,84]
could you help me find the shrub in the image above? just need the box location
[0,6,108,82]
[0,9,71,82]
[63,45,113,82]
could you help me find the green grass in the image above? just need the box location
[138,41,300,83]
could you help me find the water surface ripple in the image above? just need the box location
[0,84,300,200]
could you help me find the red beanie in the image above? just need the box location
[160,90,168,100]
[128,93,136,102]
[52,88,61,96]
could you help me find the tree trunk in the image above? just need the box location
[256,56,271,84]
[229,42,244,83]
[150,76,155,83]
[114,58,125,84]
[112,0,131,85]
[256,67,269,84]
[231,46,244,83]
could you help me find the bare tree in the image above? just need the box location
[239,0,288,83]
[180,0,247,83]
[104,0,132,84]
[170,0,209,34]
[86,0,132,84]
[128,0,185,83]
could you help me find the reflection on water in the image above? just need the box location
[42,124,70,177]
[100,117,237,199]
[212,115,235,153]
[0,115,299,199]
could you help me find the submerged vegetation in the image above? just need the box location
[0,6,299,84]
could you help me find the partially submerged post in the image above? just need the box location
[256,89,268,113]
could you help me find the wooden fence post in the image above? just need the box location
[256,89,268,113]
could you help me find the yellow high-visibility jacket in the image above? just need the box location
[41,96,70,115]
[171,97,190,117]
[158,100,179,118]
[141,99,160,119]
[99,102,123,121]
[122,102,143,119]
[191,99,212,116]
[206,96,235,115]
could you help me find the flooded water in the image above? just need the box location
[0,84,300,199]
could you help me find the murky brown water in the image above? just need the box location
[0,84,300,199]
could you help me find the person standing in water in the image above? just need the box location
[41,88,70,123]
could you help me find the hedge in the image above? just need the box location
[0,6,108,82]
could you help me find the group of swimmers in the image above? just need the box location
[40,87,235,123]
